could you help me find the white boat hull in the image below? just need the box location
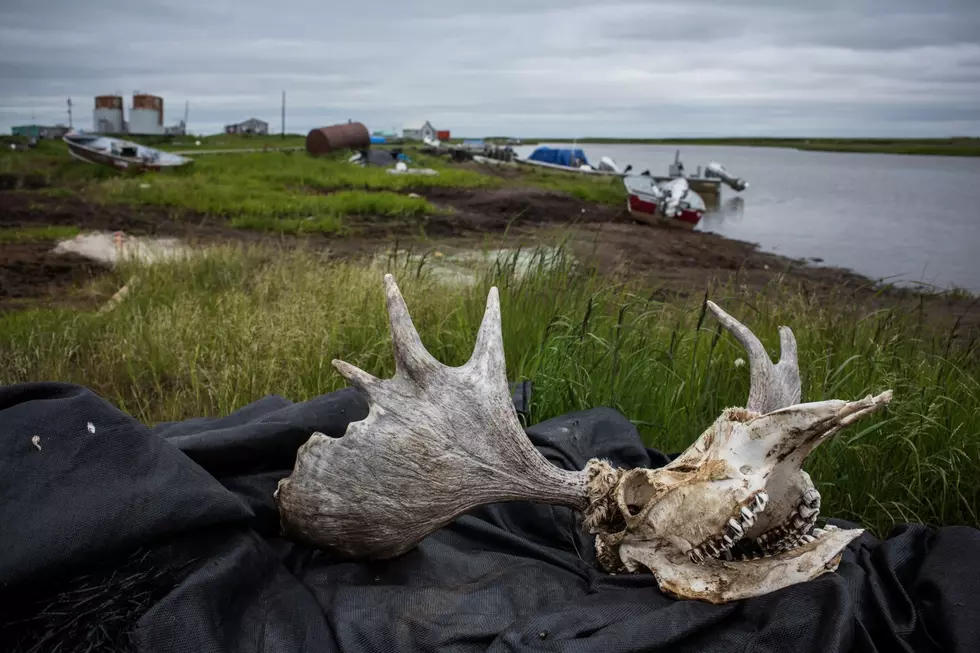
[63,133,193,170]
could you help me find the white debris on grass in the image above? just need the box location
[53,231,190,266]
[99,280,135,313]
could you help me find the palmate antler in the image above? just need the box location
[276,275,892,603]
[275,274,613,559]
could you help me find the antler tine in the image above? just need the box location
[706,301,802,413]
[383,273,441,379]
[465,287,506,380]
[331,359,380,398]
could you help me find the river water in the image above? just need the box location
[514,143,980,294]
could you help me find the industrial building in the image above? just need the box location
[94,95,125,133]
[224,118,269,135]
[129,94,164,135]
[92,93,178,135]
[165,120,187,136]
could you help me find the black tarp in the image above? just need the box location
[1,381,978,652]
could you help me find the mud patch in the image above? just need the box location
[0,241,110,312]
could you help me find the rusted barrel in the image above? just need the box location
[306,122,370,155]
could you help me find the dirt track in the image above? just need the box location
[1,188,977,339]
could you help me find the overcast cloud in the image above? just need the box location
[2,0,978,137]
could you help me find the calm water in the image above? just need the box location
[515,144,980,293]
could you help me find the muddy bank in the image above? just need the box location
[1,188,977,340]
[0,192,248,312]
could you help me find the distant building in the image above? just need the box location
[12,124,71,140]
[225,118,269,135]
[436,130,451,141]
[402,120,436,141]
[165,120,187,136]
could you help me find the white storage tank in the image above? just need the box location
[129,94,164,135]
[93,95,124,133]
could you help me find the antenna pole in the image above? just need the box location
[281,91,286,139]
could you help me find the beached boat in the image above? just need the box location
[624,175,706,229]
[516,146,630,176]
[63,132,193,171]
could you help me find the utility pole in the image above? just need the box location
[281,91,286,139]
[67,97,73,128]
[183,100,189,134]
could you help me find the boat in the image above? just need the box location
[516,146,631,176]
[624,174,706,229]
[63,132,193,171]
[640,150,748,207]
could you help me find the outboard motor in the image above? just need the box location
[598,156,621,174]
[662,177,690,217]
[705,162,749,191]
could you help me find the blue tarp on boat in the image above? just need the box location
[527,147,590,168]
[370,135,386,144]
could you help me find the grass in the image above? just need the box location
[1,140,501,224]
[517,166,627,205]
[520,137,980,157]
[228,190,436,234]
[0,225,80,242]
[87,152,486,224]
[1,243,976,537]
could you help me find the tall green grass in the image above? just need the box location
[228,191,436,234]
[1,244,976,536]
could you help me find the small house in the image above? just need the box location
[11,125,71,140]
[402,120,436,142]
[225,118,269,135]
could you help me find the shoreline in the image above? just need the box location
[503,137,980,157]
[2,185,976,340]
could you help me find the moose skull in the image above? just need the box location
[275,275,892,603]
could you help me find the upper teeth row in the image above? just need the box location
[688,492,768,564]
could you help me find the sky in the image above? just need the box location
[2,0,979,138]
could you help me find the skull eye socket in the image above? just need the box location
[620,471,658,519]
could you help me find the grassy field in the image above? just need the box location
[1,244,977,537]
[517,137,980,157]
[1,139,626,233]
